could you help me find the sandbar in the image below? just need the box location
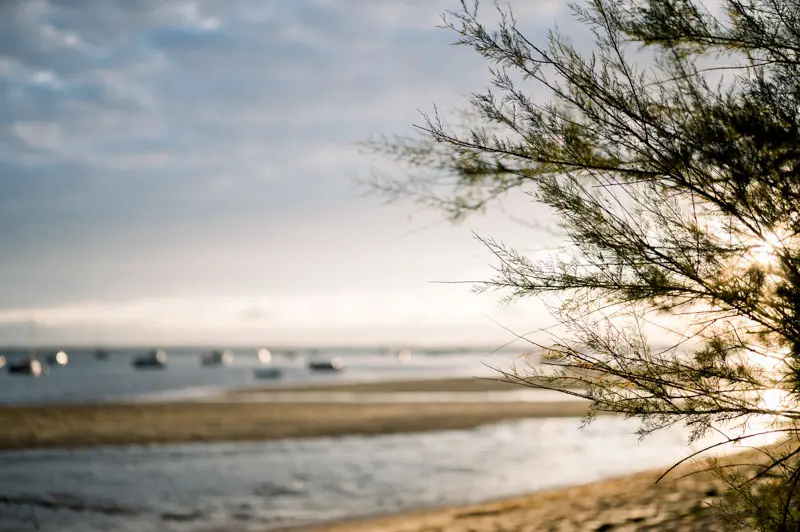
[0,398,590,451]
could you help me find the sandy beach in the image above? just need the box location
[286,467,728,532]
[0,377,590,450]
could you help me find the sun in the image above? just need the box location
[752,229,787,266]
[759,388,789,412]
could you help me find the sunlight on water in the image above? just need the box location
[0,417,732,532]
[733,416,787,448]
[730,347,794,448]
[734,388,794,448]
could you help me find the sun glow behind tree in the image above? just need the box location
[370,0,800,527]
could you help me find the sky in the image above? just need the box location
[0,0,573,347]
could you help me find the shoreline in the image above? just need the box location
[0,376,592,450]
[232,376,555,394]
[283,448,768,532]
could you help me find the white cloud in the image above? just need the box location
[0,0,583,345]
[11,120,62,149]
[167,1,220,30]
[31,69,57,84]
[0,290,551,347]
[40,23,82,49]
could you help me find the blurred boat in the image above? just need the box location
[0,355,5,370]
[46,350,69,366]
[257,348,272,365]
[7,358,44,377]
[94,349,111,361]
[395,349,412,363]
[201,350,234,366]
[253,367,282,379]
[308,356,345,372]
[132,349,167,369]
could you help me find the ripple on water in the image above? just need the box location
[0,416,733,532]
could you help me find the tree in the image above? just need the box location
[369,0,800,529]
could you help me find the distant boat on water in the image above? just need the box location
[257,348,272,365]
[0,355,5,370]
[308,356,345,372]
[94,349,111,361]
[200,350,234,366]
[132,349,167,369]
[395,349,412,363]
[13,320,44,376]
[7,358,44,377]
[46,350,69,366]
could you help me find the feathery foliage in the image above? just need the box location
[368,0,800,528]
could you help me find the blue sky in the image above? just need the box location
[0,0,569,346]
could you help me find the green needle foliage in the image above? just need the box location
[368,0,800,528]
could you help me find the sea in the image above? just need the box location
[0,346,523,406]
[0,347,725,531]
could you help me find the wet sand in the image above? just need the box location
[232,376,581,395]
[0,377,594,450]
[0,400,591,451]
[288,449,767,532]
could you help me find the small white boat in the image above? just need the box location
[133,349,167,369]
[46,350,69,366]
[253,367,282,379]
[201,350,234,366]
[257,348,272,365]
[308,356,345,372]
[395,349,412,363]
[0,355,5,370]
[8,358,43,377]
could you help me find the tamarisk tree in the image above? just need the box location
[369,0,800,528]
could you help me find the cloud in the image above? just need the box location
[0,288,552,347]
[0,0,579,344]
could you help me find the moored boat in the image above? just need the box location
[46,350,69,366]
[132,349,167,369]
[257,348,272,365]
[200,350,234,366]
[395,349,412,363]
[7,358,44,377]
[308,356,345,372]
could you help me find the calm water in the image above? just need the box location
[0,417,724,532]
[0,348,522,405]
[1,348,728,531]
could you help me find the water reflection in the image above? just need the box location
[0,416,734,532]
